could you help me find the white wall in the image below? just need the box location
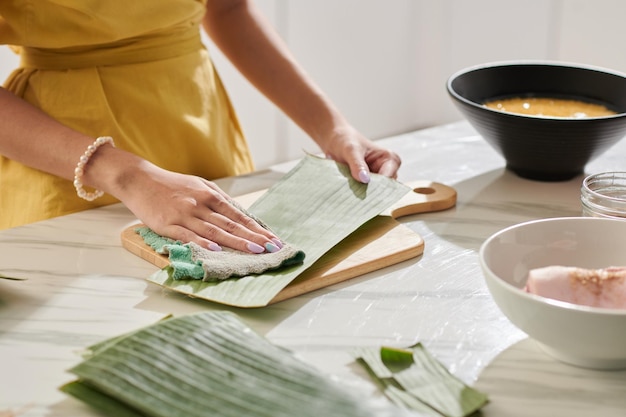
[0,47,17,81]
[3,0,626,169]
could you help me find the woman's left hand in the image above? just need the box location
[322,125,401,184]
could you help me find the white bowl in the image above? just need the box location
[479,217,626,369]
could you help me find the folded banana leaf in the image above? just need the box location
[148,155,411,307]
[354,344,489,417]
[61,311,409,417]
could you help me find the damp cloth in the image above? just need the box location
[135,203,305,282]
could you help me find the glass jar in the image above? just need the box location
[581,172,626,218]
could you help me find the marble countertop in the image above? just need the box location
[1,121,625,416]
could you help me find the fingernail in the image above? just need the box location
[271,238,283,249]
[358,169,370,184]
[265,242,280,253]
[208,242,222,252]
[247,242,265,254]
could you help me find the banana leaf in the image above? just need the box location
[148,155,410,307]
[354,344,489,417]
[61,311,408,417]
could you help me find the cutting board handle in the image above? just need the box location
[381,180,457,219]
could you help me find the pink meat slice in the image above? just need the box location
[525,266,626,309]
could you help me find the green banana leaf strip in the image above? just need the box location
[61,311,404,417]
[354,344,489,417]
[77,314,174,360]
[355,354,442,417]
[61,381,148,417]
[385,385,447,417]
[148,155,411,307]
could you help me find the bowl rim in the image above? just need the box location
[446,59,626,120]
[479,216,626,316]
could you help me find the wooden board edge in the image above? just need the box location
[269,242,424,304]
[120,225,170,269]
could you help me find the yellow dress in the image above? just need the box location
[0,0,255,229]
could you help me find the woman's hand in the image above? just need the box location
[321,125,401,184]
[127,168,282,253]
[95,151,282,254]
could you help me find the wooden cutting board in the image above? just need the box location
[121,180,456,304]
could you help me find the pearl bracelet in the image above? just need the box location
[73,136,115,201]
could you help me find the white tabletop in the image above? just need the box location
[1,121,625,416]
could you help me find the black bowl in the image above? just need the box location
[447,61,626,181]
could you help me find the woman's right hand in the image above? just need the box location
[89,147,282,254]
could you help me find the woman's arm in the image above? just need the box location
[0,87,280,253]
[0,87,95,180]
[203,0,401,181]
